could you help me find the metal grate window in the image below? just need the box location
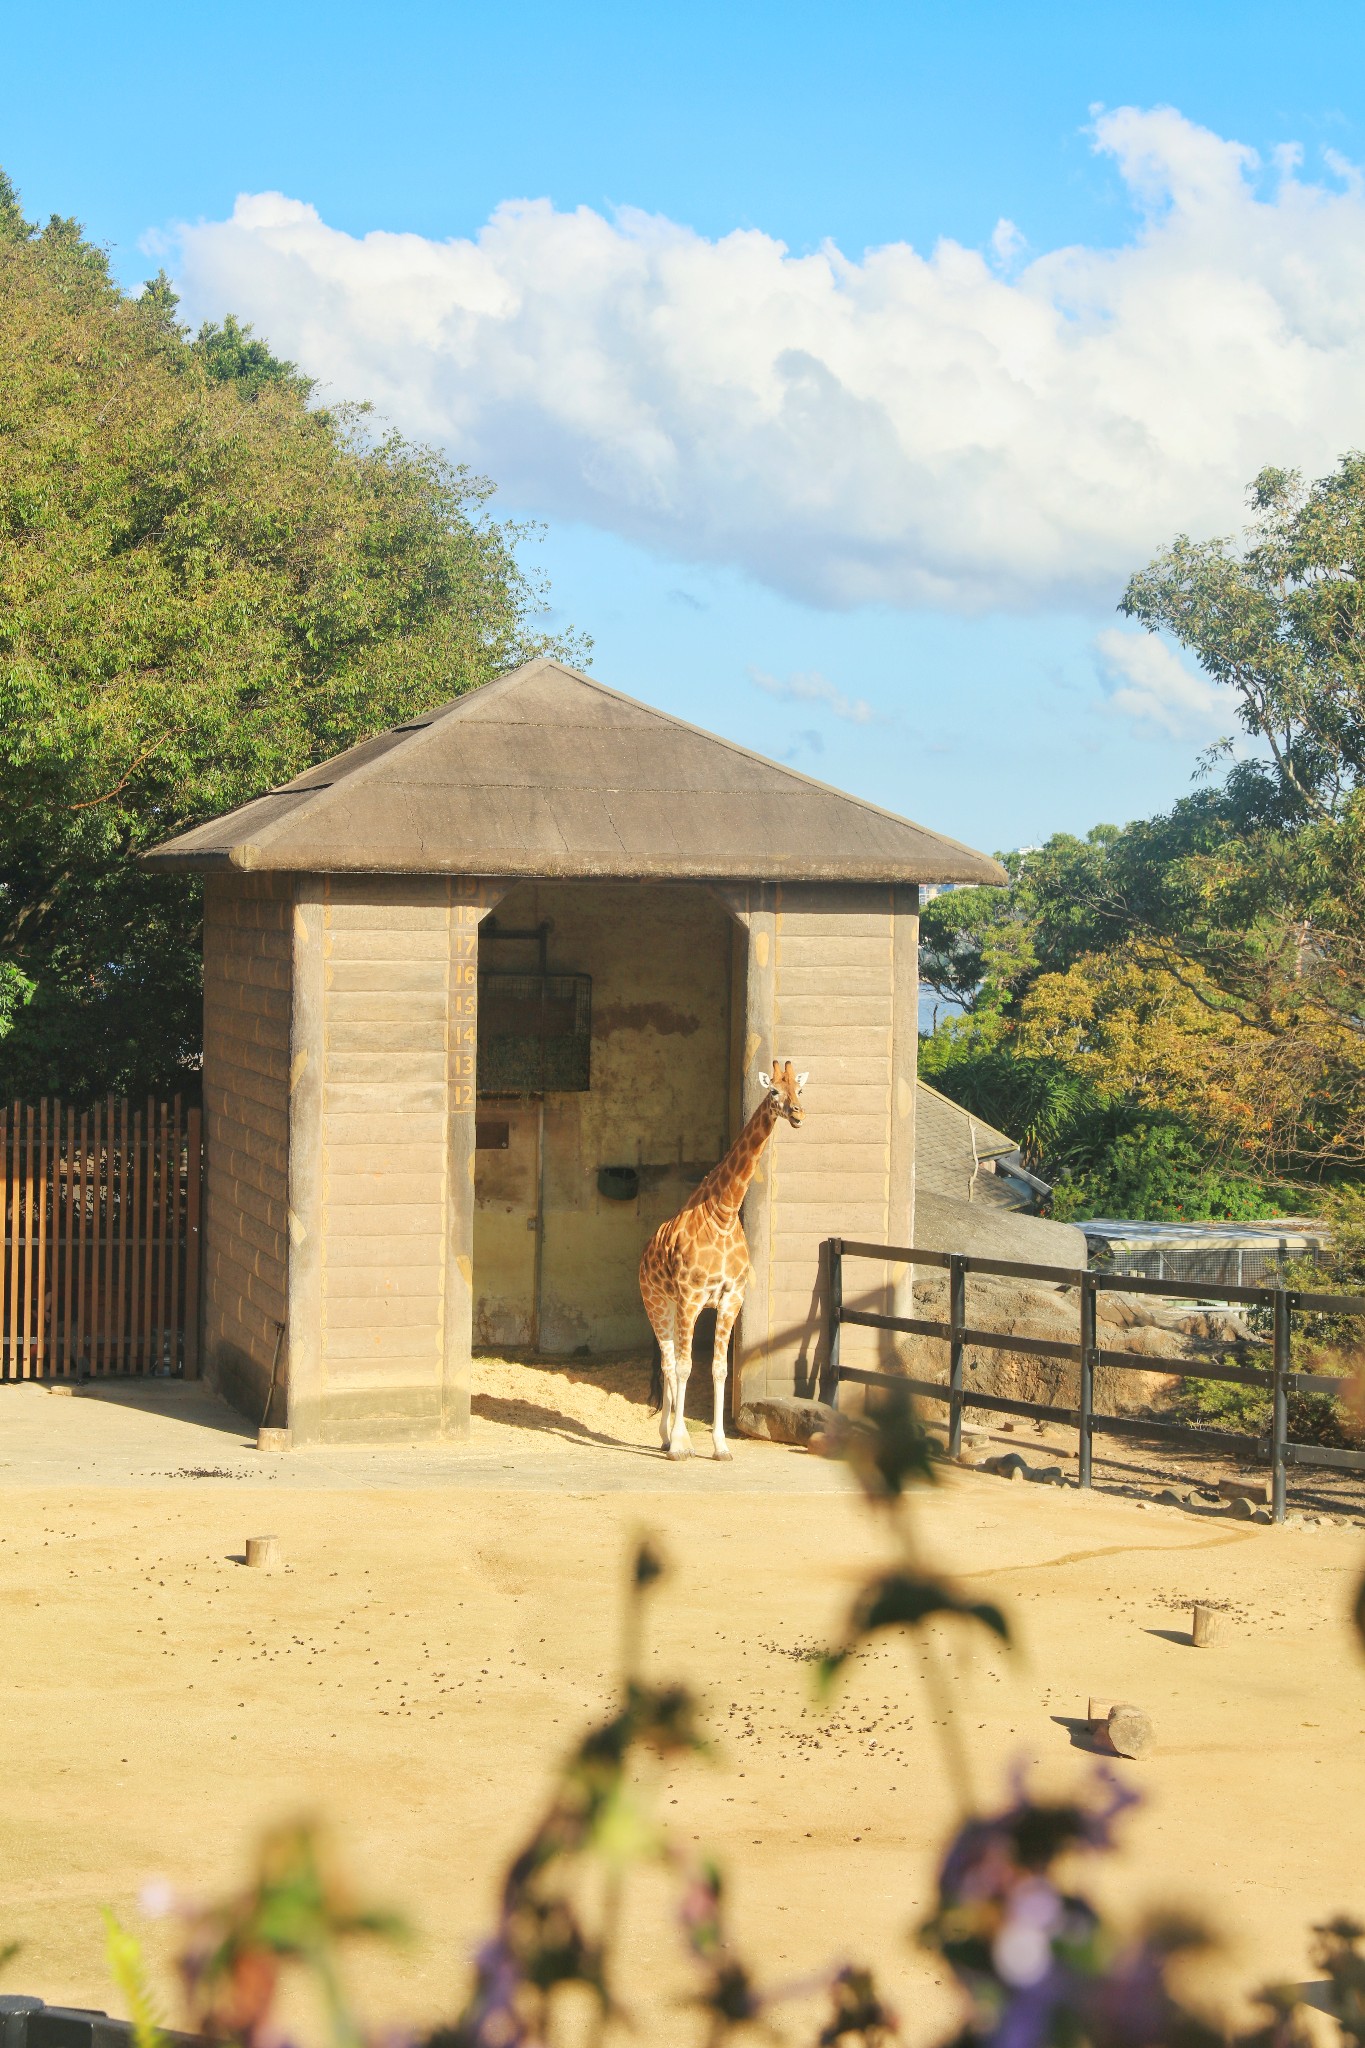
[477,972,592,1095]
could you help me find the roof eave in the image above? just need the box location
[141,847,1007,885]
[140,848,240,872]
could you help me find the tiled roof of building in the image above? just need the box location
[916,1081,1028,1210]
[145,659,1005,886]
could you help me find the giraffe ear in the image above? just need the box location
[758,1071,772,1090]
[796,1071,809,1091]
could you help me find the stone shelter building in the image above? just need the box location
[913,1080,1082,1272]
[146,659,1003,1444]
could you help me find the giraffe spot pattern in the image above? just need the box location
[639,1062,806,1456]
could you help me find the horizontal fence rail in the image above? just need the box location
[822,1238,1365,1524]
[2,1097,201,1381]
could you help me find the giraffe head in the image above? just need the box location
[757,1060,808,1127]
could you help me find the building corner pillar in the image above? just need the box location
[886,883,920,1364]
[285,878,325,1441]
[711,883,777,1404]
[443,879,507,1439]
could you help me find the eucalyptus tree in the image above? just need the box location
[0,173,578,1099]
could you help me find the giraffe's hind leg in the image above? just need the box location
[643,1292,680,1451]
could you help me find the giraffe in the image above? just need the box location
[639,1060,807,1461]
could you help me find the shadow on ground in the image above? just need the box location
[470,1352,661,1448]
[6,1378,253,1442]
[1052,1714,1111,1754]
[470,1390,658,1456]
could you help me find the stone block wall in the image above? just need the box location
[734,881,919,1400]
[198,869,923,1440]
[285,875,485,1445]
[201,873,292,1419]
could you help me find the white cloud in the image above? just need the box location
[1094,627,1229,739]
[989,217,1027,269]
[748,666,878,724]
[170,107,1365,611]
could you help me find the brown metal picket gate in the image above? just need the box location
[1,1097,201,1380]
[822,1237,1365,1523]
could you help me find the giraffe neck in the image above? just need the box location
[695,1095,780,1219]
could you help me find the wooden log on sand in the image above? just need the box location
[1191,1604,1222,1647]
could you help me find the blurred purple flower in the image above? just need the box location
[924,1769,1216,2048]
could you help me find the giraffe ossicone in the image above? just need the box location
[638,1058,807,1461]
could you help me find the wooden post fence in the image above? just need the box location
[824,1236,1365,1524]
[1,1096,202,1381]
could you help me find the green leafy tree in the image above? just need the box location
[924,455,1365,1205]
[922,1036,1277,1223]
[191,310,316,400]
[920,832,1127,1022]
[1115,460,1365,1171]
[1123,457,1365,821]
[0,173,582,1102]
[1048,1119,1277,1224]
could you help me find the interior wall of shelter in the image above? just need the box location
[473,881,735,1356]
[200,873,292,1421]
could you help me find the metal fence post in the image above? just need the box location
[1272,1287,1290,1524]
[823,1238,843,1405]
[948,1254,966,1456]
[1078,1272,1095,1489]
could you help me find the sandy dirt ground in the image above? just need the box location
[1,1359,1363,2045]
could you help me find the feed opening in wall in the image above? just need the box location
[477,971,592,1094]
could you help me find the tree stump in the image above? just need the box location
[1191,1604,1222,1647]
[245,1536,281,1571]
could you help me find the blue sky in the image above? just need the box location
[6,1,1365,855]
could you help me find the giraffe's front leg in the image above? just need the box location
[667,1307,698,1459]
[710,1289,743,1461]
[653,1312,680,1451]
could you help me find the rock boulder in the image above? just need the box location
[737,1396,839,1446]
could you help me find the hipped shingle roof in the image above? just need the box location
[144,659,1005,885]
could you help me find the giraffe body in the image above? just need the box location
[639,1061,807,1460]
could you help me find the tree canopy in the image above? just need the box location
[0,173,580,1101]
[923,455,1365,1218]
[1124,458,1365,821]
